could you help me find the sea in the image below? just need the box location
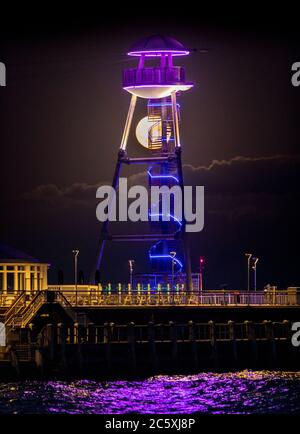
[0,370,299,414]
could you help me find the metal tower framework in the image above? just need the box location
[95,35,194,291]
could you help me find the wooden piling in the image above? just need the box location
[169,321,179,369]
[57,323,67,370]
[263,320,277,367]
[208,320,217,368]
[188,320,198,369]
[34,329,45,377]
[148,321,158,370]
[45,323,55,362]
[87,323,95,344]
[103,322,111,371]
[244,320,258,367]
[76,323,84,373]
[228,320,238,363]
[73,322,78,345]
[127,322,136,371]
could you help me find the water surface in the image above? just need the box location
[0,371,299,414]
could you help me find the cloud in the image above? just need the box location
[23,172,148,206]
[23,154,300,222]
[23,180,102,206]
[186,154,295,171]
[184,154,300,195]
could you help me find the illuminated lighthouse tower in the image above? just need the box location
[96,35,194,291]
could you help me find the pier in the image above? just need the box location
[0,286,299,379]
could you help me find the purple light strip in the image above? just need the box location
[149,254,183,270]
[148,102,181,108]
[127,50,190,57]
[147,170,179,183]
[123,84,192,90]
[149,212,182,226]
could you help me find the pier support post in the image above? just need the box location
[148,321,158,371]
[208,320,217,368]
[245,320,257,368]
[127,322,136,372]
[228,320,238,364]
[88,323,96,344]
[68,324,75,344]
[73,322,79,344]
[188,320,198,369]
[263,320,277,367]
[45,323,55,362]
[28,324,33,344]
[169,321,179,369]
[7,344,20,377]
[103,322,111,372]
[35,333,44,377]
[76,323,84,373]
[57,323,67,369]
[283,319,291,337]
[57,323,67,370]
[283,319,296,367]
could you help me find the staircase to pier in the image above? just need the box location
[4,291,79,328]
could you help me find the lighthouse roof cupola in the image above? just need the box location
[123,34,193,99]
[127,34,190,57]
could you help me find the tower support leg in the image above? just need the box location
[120,94,137,151]
[171,91,193,292]
[95,151,124,275]
[93,95,137,281]
[176,147,193,293]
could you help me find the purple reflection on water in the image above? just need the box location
[0,371,300,414]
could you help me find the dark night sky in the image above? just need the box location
[0,6,300,288]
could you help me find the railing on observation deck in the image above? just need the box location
[123,66,186,87]
[45,285,300,307]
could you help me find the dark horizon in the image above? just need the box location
[1,7,300,289]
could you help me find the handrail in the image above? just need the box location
[10,290,78,327]
[54,291,77,322]
[45,288,299,307]
[11,291,46,328]
[4,291,26,324]
[55,291,73,309]
[20,292,46,326]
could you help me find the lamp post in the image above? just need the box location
[245,253,252,292]
[128,259,135,290]
[199,256,205,292]
[252,257,259,291]
[72,250,79,305]
[170,251,176,303]
[170,251,176,293]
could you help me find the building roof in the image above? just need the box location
[128,34,189,56]
[0,243,40,263]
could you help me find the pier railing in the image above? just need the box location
[1,286,298,310]
[45,286,300,307]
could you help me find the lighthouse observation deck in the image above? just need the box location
[122,34,193,99]
[123,66,186,87]
[123,66,193,99]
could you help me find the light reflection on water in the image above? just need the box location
[0,371,299,414]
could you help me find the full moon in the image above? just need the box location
[135,116,161,149]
